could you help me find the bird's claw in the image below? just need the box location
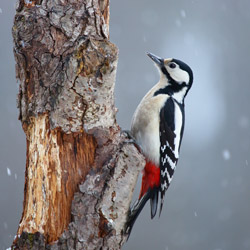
[121,130,143,154]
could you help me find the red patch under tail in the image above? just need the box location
[139,161,160,199]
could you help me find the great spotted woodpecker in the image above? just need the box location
[126,52,193,235]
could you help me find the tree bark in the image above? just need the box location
[12,0,144,249]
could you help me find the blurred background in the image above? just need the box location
[1,0,250,249]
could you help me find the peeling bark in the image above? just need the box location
[12,0,144,249]
[19,114,97,243]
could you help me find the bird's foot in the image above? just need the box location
[121,130,142,154]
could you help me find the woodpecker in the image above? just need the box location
[126,52,193,235]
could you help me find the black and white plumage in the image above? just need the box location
[158,96,184,214]
[126,52,193,236]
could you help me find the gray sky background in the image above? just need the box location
[1,0,250,249]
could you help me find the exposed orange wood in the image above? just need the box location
[17,114,96,243]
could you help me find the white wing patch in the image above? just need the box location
[161,180,168,191]
[161,156,167,166]
[161,140,174,152]
[161,144,167,152]
[166,171,173,183]
[161,154,176,170]
[161,168,168,177]
[173,102,183,158]
[167,156,176,170]
[160,99,184,196]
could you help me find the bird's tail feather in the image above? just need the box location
[159,192,165,217]
[126,188,159,238]
[150,187,158,219]
[125,190,152,238]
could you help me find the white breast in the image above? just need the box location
[131,90,169,166]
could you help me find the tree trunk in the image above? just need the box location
[12,0,144,249]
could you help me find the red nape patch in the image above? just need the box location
[139,161,160,199]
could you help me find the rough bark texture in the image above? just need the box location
[12,0,144,249]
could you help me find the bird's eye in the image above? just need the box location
[169,63,176,69]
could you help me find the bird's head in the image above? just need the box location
[147,52,193,102]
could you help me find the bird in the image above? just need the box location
[126,52,193,236]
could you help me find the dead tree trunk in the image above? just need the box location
[12,0,144,249]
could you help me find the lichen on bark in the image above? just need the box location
[13,0,113,133]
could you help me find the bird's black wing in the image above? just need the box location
[159,98,181,215]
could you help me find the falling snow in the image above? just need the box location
[0,8,2,14]
[194,211,198,217]
[15,173,17,180]
[222,149,231,160]
[180,10,186,18]
[246,160,249,166]
[7,167,11,176]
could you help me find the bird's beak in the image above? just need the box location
[146,52,164,66]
